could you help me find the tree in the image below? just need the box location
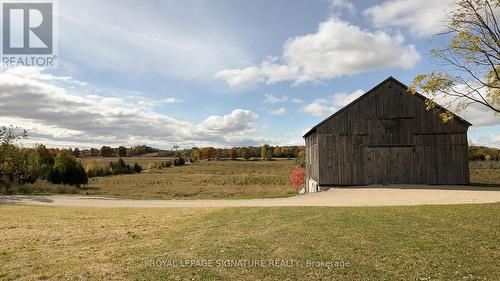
[100,146,114,157]
[191,149,200,162]
[89,148,100,156]
[173,145,180,157]
[230,148,238,160]
[409,0,500,122]
[28,145,55,179]
[0,126,27,146]
[117,146,127,157]
[73,148,81,158]
[0,127,30,192]
[200,147,216,160]
[261,145,269,160]
[52,150,88,186]
[273,146,283,158]
[261,144,273,160]
[240,148,251,160]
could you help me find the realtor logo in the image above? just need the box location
[1,1,57,68]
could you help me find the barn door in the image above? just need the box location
[389,147,412,184]
[364,147,390,184]
[364,146,412,184]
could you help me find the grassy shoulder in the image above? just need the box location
[0,204,498,280]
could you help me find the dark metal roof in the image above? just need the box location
[303,76,472,138]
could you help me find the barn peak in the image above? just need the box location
[303,76,471,138]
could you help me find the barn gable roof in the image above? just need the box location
[303,76,472,138]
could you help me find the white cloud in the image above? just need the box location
[0,68,260,148]
[331,89,365,107]
[301,100,338,117]
[198,109,258,133]
[456,103,500,127]
[216,17,420,87]
[134,97,183,110]
[291,98,303,104]
[327,0,356,13]
[363,0,454,37]
[469,131,500,148]
[486,134,500,148]
[4,67,87,86]
[264,93,288,104]
[430,84,500,127]
[301,89,364,117]
[160,97,182,104]
[269,107,288,116]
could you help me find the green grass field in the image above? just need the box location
[0,204,498,280]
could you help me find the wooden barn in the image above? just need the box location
[304,77,471,192]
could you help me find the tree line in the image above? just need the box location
[469,146,500,161]
[188,145,305,162]
[0,127,145,193]
[53,144,306,163]
[0,127,88,192]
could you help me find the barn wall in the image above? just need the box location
[305,132,319,182]
[314,79,469,186]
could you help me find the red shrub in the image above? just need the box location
[289,166,305,191]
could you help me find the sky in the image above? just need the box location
[1,0,499,149]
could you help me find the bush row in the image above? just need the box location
[86,158,142,178]
[147,158,185,170]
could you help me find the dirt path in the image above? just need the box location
[2,185,500,208]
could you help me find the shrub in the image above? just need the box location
[289,166,305,192]
[86,159,142,178]
[133,163,142,173]
[47,169,62,184]
[110,158,131,175]
[174,157,185,166]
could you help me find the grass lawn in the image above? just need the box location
[0,204,498,280]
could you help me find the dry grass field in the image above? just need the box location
[9,159,500,199]
[470,161,500,186]
[83,159,298,199]
[0,204,498,280]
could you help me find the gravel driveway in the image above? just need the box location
[2,185,500,208]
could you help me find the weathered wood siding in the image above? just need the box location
[312,78,469,186]
[305,132,319,181]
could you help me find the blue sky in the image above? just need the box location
[1,0,499,148]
